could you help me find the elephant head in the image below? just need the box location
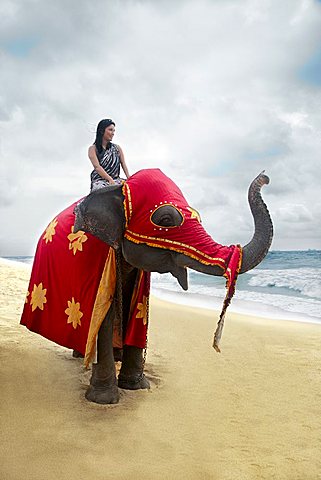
[75,168,273,281]
[74,168,273,347]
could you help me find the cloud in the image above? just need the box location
[276,203,314,223]
[1,0,321,254]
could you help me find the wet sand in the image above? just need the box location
[1,259,321,480]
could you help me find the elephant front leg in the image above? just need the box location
[85,306,119,404]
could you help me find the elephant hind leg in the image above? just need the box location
[85,308,120,404]
[85,363,119,404]
[118,346,150,390]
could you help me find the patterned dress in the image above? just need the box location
[90,143,122,191]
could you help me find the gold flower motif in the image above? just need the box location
[67,226,88,255]
[65,297,83,329]
[43,218,58,243]
[30,283,47,312]
[187,207,201,223]
[136,296,148,325]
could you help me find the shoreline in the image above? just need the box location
[152,287,321,326]
[1,256,320,327]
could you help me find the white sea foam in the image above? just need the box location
[248,268,321,299]
[0,257,31,270]
[151,269,321,322]
[233,289,321,320]
[152,285,321,323]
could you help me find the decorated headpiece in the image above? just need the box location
[123,169,242,351]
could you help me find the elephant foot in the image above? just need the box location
[85,363,119,404]
[118,372,150,390]
[118,346,150,390]
[85,384,119,404]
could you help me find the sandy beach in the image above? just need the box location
[1,259,321,480]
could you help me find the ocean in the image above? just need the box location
[3,250,321,324]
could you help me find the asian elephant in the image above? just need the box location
[71,168,273,404]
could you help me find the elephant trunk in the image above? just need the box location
[239,172,273,273]
[175,171,273,277]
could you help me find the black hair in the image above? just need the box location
[94,119,115,154]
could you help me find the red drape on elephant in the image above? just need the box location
[20,201,150,364]
[123,168,241,299]
[123,168,242,351]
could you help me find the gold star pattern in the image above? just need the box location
[136,296,148,325]
[65,297,83,329]
[67,226,88,255]
[187,206,201,223]
[43,218,58,243]
[30,283,47,312]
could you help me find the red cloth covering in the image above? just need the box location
[123,169,242,351]
[20,201,150,362]
[125,270,150,348]
[123,169,241,289]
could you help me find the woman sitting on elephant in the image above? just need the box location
[88,118,130,191]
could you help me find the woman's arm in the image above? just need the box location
[88,145,115,184]
[117,145,130,178]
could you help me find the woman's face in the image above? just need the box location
[103,124,115,143]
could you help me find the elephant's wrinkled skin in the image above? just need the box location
[74,171,273,404]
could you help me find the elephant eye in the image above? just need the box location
[151,205,183,228]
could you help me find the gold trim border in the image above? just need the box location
[124,231,227,269]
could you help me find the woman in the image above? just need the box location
[89,119,130,191]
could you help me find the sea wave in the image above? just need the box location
[0,257,32,269]
[151,270,321,321]
[152,283,321,321]
[248,268,321,299]
[2,253,321,322]
[1,256,34,265]
[233,288,321,320]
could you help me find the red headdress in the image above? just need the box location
[123,169,242,351]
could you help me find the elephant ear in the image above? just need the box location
[74,185,125,248]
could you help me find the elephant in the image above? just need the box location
[70,167,273,404]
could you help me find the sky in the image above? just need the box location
[1,0,321,255]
